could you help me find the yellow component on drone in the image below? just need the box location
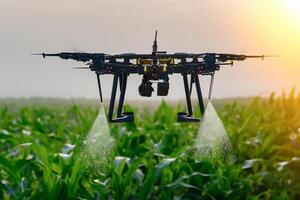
[159,59,170,65]
[170,59,175,65]
[160,58,175,65]
[163,65,167,72]
[140,59,152,65]
[159,58,175,65]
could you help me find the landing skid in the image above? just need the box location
[96,72,205,123]
[177,73,205,122]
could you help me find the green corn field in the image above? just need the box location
[1,91,300,199]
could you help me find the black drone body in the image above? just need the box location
[35,31,270,123]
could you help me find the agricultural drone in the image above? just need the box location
[35,31,272,123]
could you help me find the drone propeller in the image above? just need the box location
[31,53,59,58]
[245,55,278,60]
[198,53,278,62]
[72,67,90,69]
[31,53,45,58]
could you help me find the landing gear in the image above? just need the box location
[96,72,134,123]
[177,73,205,122]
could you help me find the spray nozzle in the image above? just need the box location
[208,73,215,100]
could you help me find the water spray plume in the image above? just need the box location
[194,101,234,162]
[80,104,114,172]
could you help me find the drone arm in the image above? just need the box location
[42,53,61,58]
[35,52,100,62]
[216,54,276,62]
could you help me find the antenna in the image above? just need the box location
[152,30,158,54]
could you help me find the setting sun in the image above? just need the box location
[284,0,300,21]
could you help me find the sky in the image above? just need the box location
[0,0,299,100]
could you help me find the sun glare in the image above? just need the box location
[284,0,300,21]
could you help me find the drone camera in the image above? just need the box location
[157,81,169,96]
[139,81,154,97]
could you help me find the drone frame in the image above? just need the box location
[35,31,271,123]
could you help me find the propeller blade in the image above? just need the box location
[72,67,90,69]
[245,55,278,59]
[31,53,46,58]
[31,53,61,58]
